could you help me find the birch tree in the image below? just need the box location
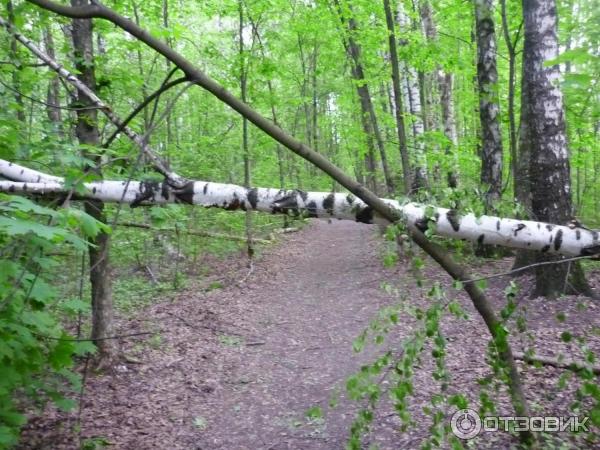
[521,0,590,297]
[474,0,503,208]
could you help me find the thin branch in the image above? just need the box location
[514,352,600,375]
[0,78,101,111]
[0,15,187,187]
[33,331,153,342]
[103,75,187,148]
[462,255,597,284]
[116,221,272,244]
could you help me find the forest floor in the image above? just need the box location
[19,219,600,449]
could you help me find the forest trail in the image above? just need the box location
[20,219,600,449]
[22,219,409,449]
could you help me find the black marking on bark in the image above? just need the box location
[593,231,599,241]
[477,234,485,245]
[346,194,354,205]
[446,209,460,232]
[172,181,195,205]
[527,242,531,246]
[8,162,12,166]
[355,206,374,224]
[8,185,14,192]
[298,190,308,202]
[581,244,600,256]
[272,192,299,216]
[36,175,41,182]
[307,200,318,218]
[496,220,500,231]
[247,188,258,209]
[554,229,563,251]
[415,217,428,233]
[323,193,335,215]
[550,235,553,242]
[92,186,97,194]
[132,181,159,207]
[513,223,526,236]
[576,229,581,240]
[20,169,24,175]
[23,183,27,191]
[225,194,242,211]
[537,223,541,229]
[546,224,554,231]
[541,245,550,253]
[161,181,170,200]
[203,183,208,195]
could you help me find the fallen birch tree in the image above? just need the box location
[1,158,599,258]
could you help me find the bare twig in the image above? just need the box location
[514,352,600,375]
[462,255,596,285]
[116,221,272,244]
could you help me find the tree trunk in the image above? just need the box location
[239,0,254,260]
[70,0,117,363]
[383,0,411,193]
[6,1,26,125]
[439,72,459,188]
[418,0,459,188]
[500,0,519,200]
[4,158,600,260]
[397,4,428,192]
[402,65,428,191]
[522,0,591,298]
[334,0,394,194]
[474,0,503,208]
[42,26,63,138]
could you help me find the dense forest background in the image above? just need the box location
[0,0,598,448]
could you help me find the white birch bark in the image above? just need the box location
[1,159,598,258]
[397,4,428,190]
[474,0,503,205]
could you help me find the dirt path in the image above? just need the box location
[21,220,407,449]
[20,219,600,449]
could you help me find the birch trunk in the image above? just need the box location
[403,65,428,191]
[474,0,503,208]
[397,4,428,192]
[522,0,590,297]
[3,158,600,260]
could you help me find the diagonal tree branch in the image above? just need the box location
[0,15,187,188]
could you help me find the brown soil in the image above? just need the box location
[18,219,600,449]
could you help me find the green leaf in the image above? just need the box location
[560,331,573,343]
[305,406,323,419]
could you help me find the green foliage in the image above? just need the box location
[0,195,100,445]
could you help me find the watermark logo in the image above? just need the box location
[451,409,481,439]
[450,409,590,439]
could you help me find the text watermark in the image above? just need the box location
[450,408,590,439]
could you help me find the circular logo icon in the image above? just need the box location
[451,408,481,439]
